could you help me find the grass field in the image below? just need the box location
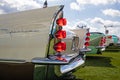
[73,51,120,80]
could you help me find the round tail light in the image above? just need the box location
[84,42,90,47]
[54,41,66,52]
[100,37,106,46]
[85,37,90,41]
[86,32,90,36]
[55,30,66,39]
[108,36,112,39]
[56,18,67,26]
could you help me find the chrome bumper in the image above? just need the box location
[32,53,79,65]
[96,46,105,49]
[80,48,91,52]
[60,55,85,73]
[32,53,85,74]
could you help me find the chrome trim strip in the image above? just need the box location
[0,59,26,63]
[80,48,91,52]
[96,46,105,49]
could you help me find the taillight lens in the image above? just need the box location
[54,17,67,53]
[54,41,66,52]
[108,36,112,39]
[100,43,103,46]
[55,30,66,39]
[85,37,90,41]
[104,37,106,43]
[84,31,90,48]
[100,37,106,46]
[56,18,67,26]
[84,42,90,47]
[86,32,90,36]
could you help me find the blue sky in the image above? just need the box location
[0,0,120,36]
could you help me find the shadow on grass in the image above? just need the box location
[105,50,120,52]
[85,56,114,68]
[106,46,120,52]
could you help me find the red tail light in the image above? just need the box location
[100,37,106,46]
[54,17,67,53]
[86,32,90,36]
[85,37,90,41]
[104,37,106,43]
[108,36,112,39]
[84,31,90,48]
[100,43,103,46]
[56,18,67,26]
[102,38,106,43]
[54,41,66,52]
[101,38,104,42]
[55,30,66,39]
[84,42,90,47]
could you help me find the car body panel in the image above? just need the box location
[0,6,61,63]
[105,35,114,46]
[71,29,87,49]
[87,32,105,54]
[106,35,120,51]
[106,35,119,45]
[70,28,91,52]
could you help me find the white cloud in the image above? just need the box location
[90,17,104,25]
[70,0,119,11]
[70,2,81,11]
[76,0,118,5]
[0,0,63,14]
[102,9,120,17]
[64,17,120,36]
[76,0,89,5]
[48,0,59,1]
[90,17,120,26]
[0,0,42,14]
[88,17,120,35]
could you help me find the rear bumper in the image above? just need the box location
[96,46,105,49]
[60,54,85,74]
[96,46,106,51]
[80,48,91,52]
[32,53,85,74]
[32,53,79,65]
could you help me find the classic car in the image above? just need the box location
[105,35,120,51]
[86,32,106,54]
[0,5,90,80]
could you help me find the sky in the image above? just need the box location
[0,0,120,36]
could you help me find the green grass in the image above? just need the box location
[73,51,120,80]
[34,50,120,80]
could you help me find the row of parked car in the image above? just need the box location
[0,5,120,80]
[88,32,120,54]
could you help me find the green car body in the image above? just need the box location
[86,32,105,54]
[106,35,120,50]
